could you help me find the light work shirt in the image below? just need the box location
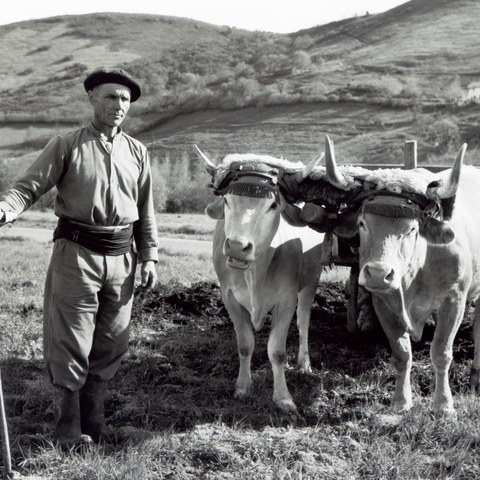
[0,123,158,263]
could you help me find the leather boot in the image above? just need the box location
[54,386,93,450]
[79,378,107,443]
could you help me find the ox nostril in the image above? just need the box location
[385,269,395,283]
[243,242,253,253]
[361,262,397,290]
[364,264,372,279]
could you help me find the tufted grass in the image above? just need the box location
[0,232,479,479]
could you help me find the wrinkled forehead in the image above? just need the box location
[94,82,132,98]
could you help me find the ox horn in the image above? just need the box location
[295,152,324,182]
[194,144,217,176]
[324,136,351,190]
[430,143,467,199]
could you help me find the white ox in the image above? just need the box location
[322,136,480,415]
[196,146,328,413]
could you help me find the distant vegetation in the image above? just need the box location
[1,0,480,213]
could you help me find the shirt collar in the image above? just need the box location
[87,122,123,141]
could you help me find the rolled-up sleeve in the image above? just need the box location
[0,136,65,214]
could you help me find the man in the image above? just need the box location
[0,67,159,448]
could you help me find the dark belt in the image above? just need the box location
[53,217,133,256]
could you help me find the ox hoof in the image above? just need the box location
[469,368,480,392]
[275,398,299,415]
[389,403,413,414]
[433,405,456,419]
[298,358,312,375]
[234,385,251,400]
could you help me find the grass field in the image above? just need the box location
[1,220,480,479]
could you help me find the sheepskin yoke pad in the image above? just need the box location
[212,154,305,199]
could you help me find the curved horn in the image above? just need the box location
[324,136,350,189]
[431,143,467,199]
[194,144,217,176]
[294,152,324,182]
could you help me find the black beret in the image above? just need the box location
[83,67,141,102]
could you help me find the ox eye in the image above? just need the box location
[358,220,366,230]
[223,197,229,207]
[270,202,277,210]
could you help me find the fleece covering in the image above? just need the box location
[308,165,442,196]
[212,153,455,199]
[212,154,305,190]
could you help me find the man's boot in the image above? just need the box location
[54,386,93,450]
[79,378,107,443]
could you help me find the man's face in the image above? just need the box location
[88,83,131,130]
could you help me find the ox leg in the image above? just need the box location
[431,297,465,414]
[224,295,254,399]
[469,298,480,391]
[346,266,359,334]
[296,283,317,374]
[269,302,298,413]
[373,296,413,413]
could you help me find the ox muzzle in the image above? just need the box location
[224,235,255,270]
[360,261,399,292]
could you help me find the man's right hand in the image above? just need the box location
[0,211,17,226]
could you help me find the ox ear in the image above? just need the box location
[278,192,307,226]
[420,217,455,244]
[333,212,358,238]
[282,203,308,226]
[205,197,225,220]
[279,194,308,227]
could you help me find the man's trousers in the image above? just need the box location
[43,238,137,391]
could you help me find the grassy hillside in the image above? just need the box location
[1,0,480,203]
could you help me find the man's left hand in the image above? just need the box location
[140,260,158,290]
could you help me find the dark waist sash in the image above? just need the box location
[53,217,133,256]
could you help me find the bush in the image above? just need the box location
[348,73,403,97]
[420,115,460,151]
[151,161,168,213]
[151,152,214,214]
[291,50,311,71]
[165,180,214,213]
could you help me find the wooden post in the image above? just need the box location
[404,140,417,170]
[0,370,13,480]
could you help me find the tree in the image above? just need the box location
[293,35,314,50]
[291,50,311,72]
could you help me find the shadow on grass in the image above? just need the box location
[1,281,475,463]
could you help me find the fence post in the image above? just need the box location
[404,140,417,170]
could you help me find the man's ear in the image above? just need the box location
[205,196,224,219]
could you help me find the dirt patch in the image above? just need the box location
[4,280,476,455]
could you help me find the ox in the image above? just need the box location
[196,146,328,413]
[321,136,480,415]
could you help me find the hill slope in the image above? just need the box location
[1,0,479,169]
